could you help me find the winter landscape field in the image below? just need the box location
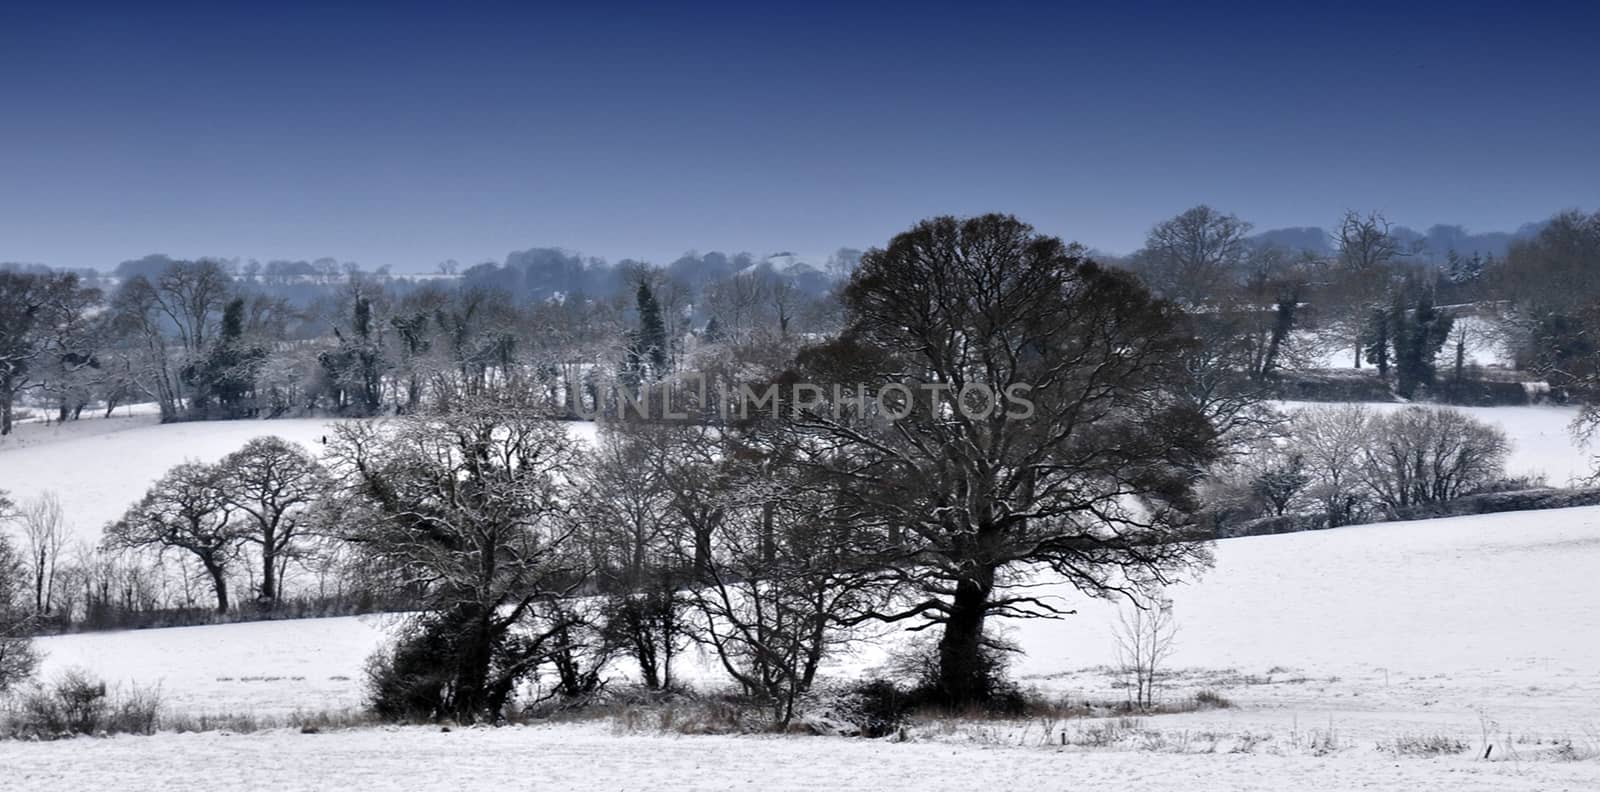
[7,4,1600,790]
[4,411,1600,790]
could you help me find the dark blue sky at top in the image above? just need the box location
[2,0,1597,273]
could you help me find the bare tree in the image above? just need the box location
[762,268,799,339]
[105,462,243,613]
[704,272,767,344]
[1329,211,1408,368]
[824,247,862,282]
[0,272,98,434]
[684,455,886,727]
[108,276,185,419]
[1114,595,1178,709]
[1134,205,1254,307]
[1294,404,1374,527]
[217,437,327,609]
[1336,210,1406,272]
[1498,210,1600,402]
[577,422,689,690]
[328,394,583,722]
[16,492,67,616]
[783,214,1221,705]
[1360,407,1510,510]
[153,259,233,360]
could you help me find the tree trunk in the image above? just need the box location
[453,612,495,723]
[937,569,996,705]
[34,553,46,614]
[205,562,230,614]
[692,514,716,582]
[759,502,776,565]
[260,543,278,608]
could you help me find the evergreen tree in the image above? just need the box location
[1393,293,1453,399]
[1363,303,1392,380]
[634,280,668,379]
[194,297,266,417]
[318,296,387,415]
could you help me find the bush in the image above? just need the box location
[886,631,1022,712]
[1469,474,1549,495]
[8,669,161,738]
[107,684,162,735]
[799,679,914,738]
[54,670,108,734]
[364,620,456,722]
[0,532,39,693]
[1383,733,1469,756]
[847,679,912,737]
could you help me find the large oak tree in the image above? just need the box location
[783,214,1221,704]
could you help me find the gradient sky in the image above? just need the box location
[2,1,1598,273]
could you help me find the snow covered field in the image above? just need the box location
[9,505,1600,789]
[0,413,338,546]
[0,410,599,546]
[7,721,1599,792]
[4,408,1600,789]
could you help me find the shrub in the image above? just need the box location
[364,620,456,722]
[887,631,1021,712]
[8,669,161,738]
[106,684,162,735]
[52,669,108,734]
[1469,474,1549,495]
[848,680,911,737]
[799,679,914,738]
[0,532,39,693]
[1383,733,1469,756]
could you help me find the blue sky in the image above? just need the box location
[2,1,1597,272]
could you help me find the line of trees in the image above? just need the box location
[1203,404,1515,531]
[1120,206,1600,403]
[5,207,1598,439]
[0,251,846,435]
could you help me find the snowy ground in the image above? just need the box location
[6,722,1599,792]
[31,616,395,718]
[11,506,1600,789]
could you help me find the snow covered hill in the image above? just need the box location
[0,411,600,546]
[29,504,1600,734]
[0,413,339,546]
[11,504,1600,790]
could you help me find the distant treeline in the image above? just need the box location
[3,208,1597,437]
